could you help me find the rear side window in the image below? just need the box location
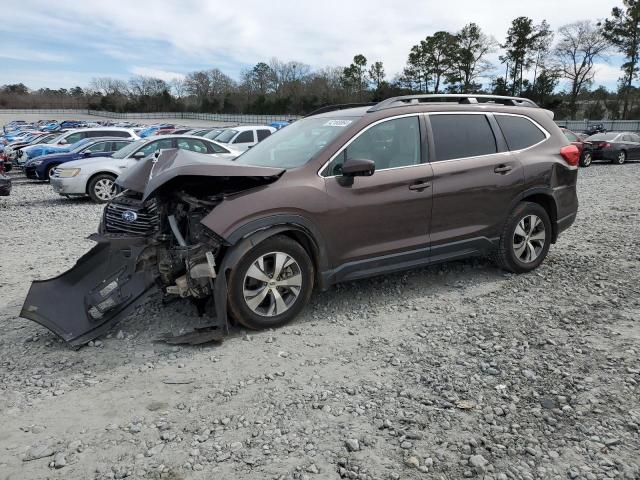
[430,114,496,161]
[206,141,229,154]
[495,115,546,151]
[257,129,272,141]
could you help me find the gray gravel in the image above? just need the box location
[1,165,639,480]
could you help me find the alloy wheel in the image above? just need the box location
[94,178,117,201]
[242,251,303,317]
[617,151,626,164]
[582,152,592,167]
[512,214,546,264]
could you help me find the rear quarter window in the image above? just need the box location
[495,115,547,151]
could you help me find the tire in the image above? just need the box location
[495,202,552,273]
[613,150,626,165]
[579,151,592,167]
[228,235,314,330]
[87,173,117,203]
[45,163,58,181]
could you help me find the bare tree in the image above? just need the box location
[555,21,610,118]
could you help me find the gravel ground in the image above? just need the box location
[0,164,639,480]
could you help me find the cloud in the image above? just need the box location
[0,47,69,63]
[130,66,185,82]
[0,0,625,89]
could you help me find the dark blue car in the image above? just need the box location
[25,138,133,180]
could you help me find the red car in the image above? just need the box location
[561,128,593,167]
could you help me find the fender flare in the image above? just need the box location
[508,187,559,241]
[211,217,329,326]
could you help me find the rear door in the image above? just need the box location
[428,112,525,260]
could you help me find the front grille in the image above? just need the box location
[105,196,159,236]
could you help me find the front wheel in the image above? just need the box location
[45,163,59,181]
[228,235,314,330]
[579,151,592,167]
[613,150,626,165]
[495,202,552,273]
[87,173,117,203]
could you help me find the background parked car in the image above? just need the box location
[24,138,133,180]
[584,123,606,136]
[561,127,593,167]
[586,131,640,165]
[0,160,11,196]
[211,125,276,151]
[51,135,240,202]
[19,127,139,164]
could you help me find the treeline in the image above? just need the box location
[2,1,640,120]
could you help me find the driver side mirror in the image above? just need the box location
[338,158,375,186]
[132,151,146,159]
[83,151,92,157]
[342,158,375,177]
[58,139,67,145]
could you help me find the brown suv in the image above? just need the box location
[21,94,579,346]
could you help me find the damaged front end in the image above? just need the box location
[20,149,284,347]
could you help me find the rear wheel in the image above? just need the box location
[495,202,551,273]
[579,151,592,167]
[87,173,117,203]
[228,235,314,330]
[613,150,626,165]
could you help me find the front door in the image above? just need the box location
[322,115,433,279]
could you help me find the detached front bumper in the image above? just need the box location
[20,235,158,347]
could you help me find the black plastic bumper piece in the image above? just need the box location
[20,235,158,347]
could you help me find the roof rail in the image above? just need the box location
[305,103,376,117]
[367,94,539,112]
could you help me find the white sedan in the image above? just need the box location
[51,135,241,202]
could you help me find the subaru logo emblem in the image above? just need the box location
[121,210,138,223]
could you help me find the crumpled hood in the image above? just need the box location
[117,149,285,201]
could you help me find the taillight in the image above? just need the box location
[560,145,580,166]
[603,142,611,148]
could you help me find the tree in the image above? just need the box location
[368,61,386,90]
[603,0,640,118]
[500,17,551,95]
[342,54,368,100]
[451,23,496,92]
[531,20,554,88]
[421,32,458,93]
[555,21,610,119]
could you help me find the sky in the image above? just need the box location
[0,0,627,92]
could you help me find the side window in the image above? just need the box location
[495,115,546,151]
[206,141,229,154]
[64,132,85,144]
[563,131,578,142]
[325,116,421,176]
[113,141,131,150]
[430,114,497,161]
[176,138,209,153]
[137,139,173,157]
[234,130,255,143]
[257,129,272,141]
[631,134,640,142]
[106,131,130,138]
[84,141,110,153]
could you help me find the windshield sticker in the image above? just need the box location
[323,120,352,127]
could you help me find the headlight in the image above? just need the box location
[57,168,81,178]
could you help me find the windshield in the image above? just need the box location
[587,133,618,141]
[112,139,144,159]
[214,129,237,143]
[68,138,92,152]
[37,134,57,144]
[203,129,225,140]
[235,117,357,169]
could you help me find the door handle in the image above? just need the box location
[494,164,513,174]
[408,181,431,191]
